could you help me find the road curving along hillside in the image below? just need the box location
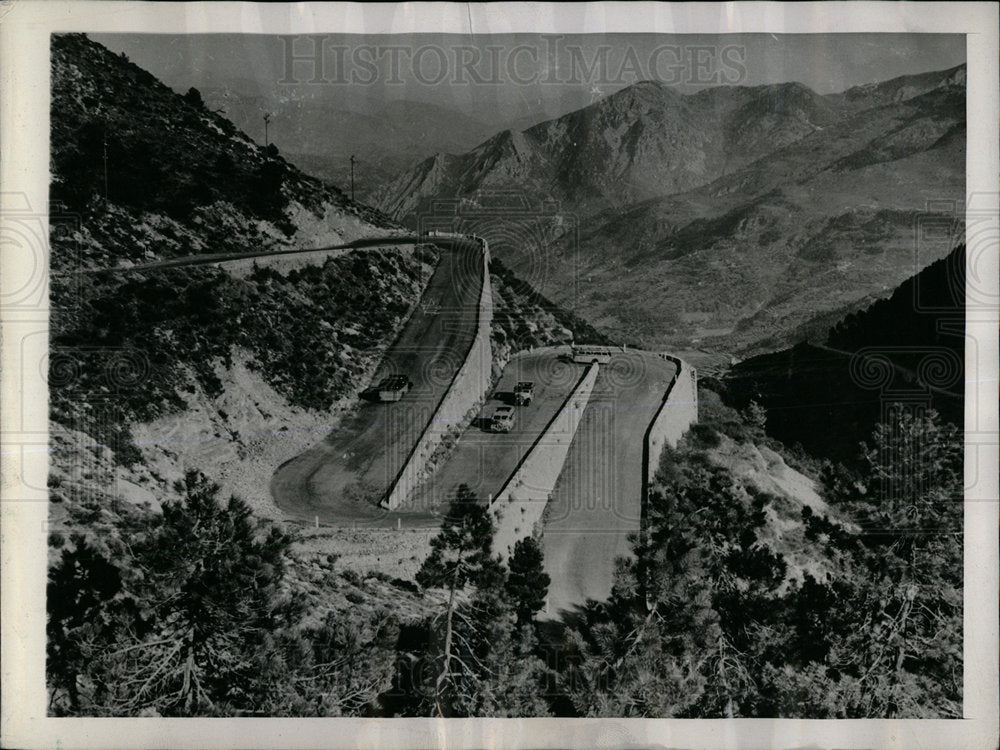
[264,235,688,620]
[540,350,678,619]
[269,235,484,528]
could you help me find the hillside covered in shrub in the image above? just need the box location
[51,249,436,465]
[45,32,965,721]
[49,388,962,718]
[48,34,434,467]
[553,385,962,718]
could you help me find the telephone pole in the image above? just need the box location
[349,154,356,201]
[102,130,109,202]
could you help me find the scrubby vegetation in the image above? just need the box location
[50,249,434,465]
[397,487,551,717]
[49,33,423,467]
[49,400,962,717]
[49,481,553,717]
[552,397,962,718]
[51,34,393,240]
[48,472,402,716]
[490,257,614,355]
[45,32,965,720]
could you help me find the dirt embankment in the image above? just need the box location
[706,433,854,586]
[129,354,356,519]
[121,349,443,575]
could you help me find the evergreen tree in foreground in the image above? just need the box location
[48,471,293,715]
[560,403,962,718]
[48,471,400,717]
[413,486,550,717]
[506,536,551,625]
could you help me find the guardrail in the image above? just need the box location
[490,361,600,558]
[639,353,697,611]
[382,234,493,509]
[642,353,698,488]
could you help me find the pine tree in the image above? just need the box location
[415,485,503,716]
[820,404,963,717]
[47,471,295,716]
[856,404,962,535]
[505,536,551,625]
[183,87,203,107]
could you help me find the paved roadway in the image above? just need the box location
[270,236,483,528]
[64,235,423,274]
[405,346,588,513]
[539,351,677,619]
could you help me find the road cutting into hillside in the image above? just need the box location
[405,346,588,514]
[64,235,426,275]
[539,351,678,620]
[270,235,484,528]
[262,234,686,617]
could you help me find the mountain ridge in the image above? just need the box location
[722,243,965,462]
[371,62,965,356]
[372,63,966,224]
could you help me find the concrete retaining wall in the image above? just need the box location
[644,354,698,486]
[383,235,493,509]
[490,362,600,558]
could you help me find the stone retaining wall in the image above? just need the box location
[490,362,600,558]
[383,235,493,509]
[643,354,698,486]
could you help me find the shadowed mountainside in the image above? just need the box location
[721,244,964,463]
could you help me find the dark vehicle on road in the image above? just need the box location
[375,375,413,402]
[514,381,534,406]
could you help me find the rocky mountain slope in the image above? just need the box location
[50,34,403,271]
[47,40,463,715]
[372,78,842,221]
[45,35,965,719]
[47,34,618,573]
[373,65,963,221]
[568,84,965,353]
[372,65,966,355]
[49,34,425,520]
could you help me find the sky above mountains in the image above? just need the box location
[92,32,965,132]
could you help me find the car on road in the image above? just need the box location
[491,405,516,433]
[375,375,413,401]
[514,381,534,406]
[571,344,613,364]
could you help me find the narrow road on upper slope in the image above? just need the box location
[270,236,483,528]
[63,235,424,274]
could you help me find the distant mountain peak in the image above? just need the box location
[837,62,967,110]
[600,78,682,107]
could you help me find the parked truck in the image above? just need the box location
[491,405,515,433]
[375,375,413,402]
[514,381,534,406]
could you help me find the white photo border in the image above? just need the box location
[1,2,997,748]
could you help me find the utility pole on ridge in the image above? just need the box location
[350,154,356,201]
